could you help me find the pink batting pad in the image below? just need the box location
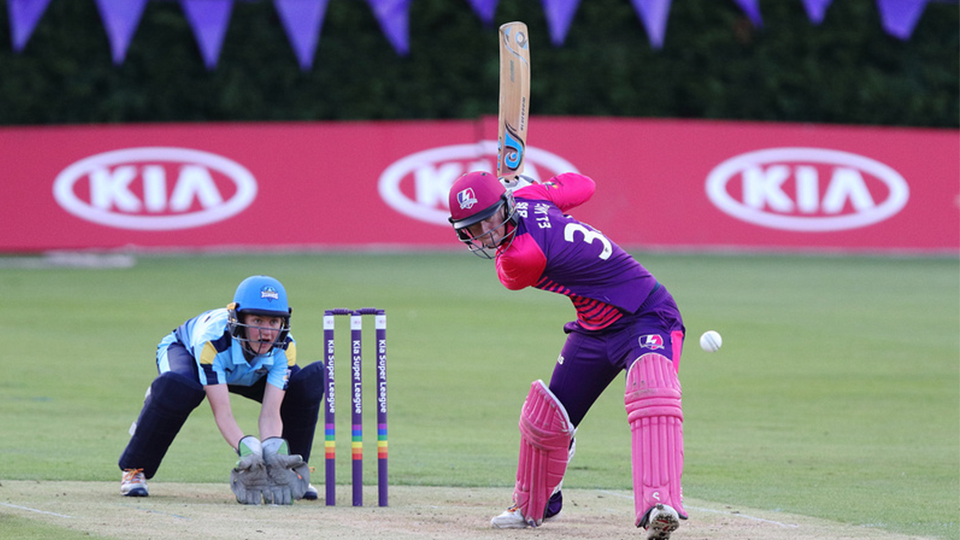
[514,380,574,526]
[624,353,686,525]
[671,329,685,374]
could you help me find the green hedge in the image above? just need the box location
[0,0,956,127]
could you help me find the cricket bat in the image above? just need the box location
[497,21,531,182]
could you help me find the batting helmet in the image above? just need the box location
[448,172,513,230]
[448,172,519,257]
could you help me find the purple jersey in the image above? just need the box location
[496,173,659,330]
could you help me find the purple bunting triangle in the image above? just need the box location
[541,0,581,45]
[366,0,412,56]
[7,0,52,51]
[274,0,330,70]
[876,0,929,40]
[94,0,149,64]
[466,0,498,24]
[630,0,672,48]
[731,0,763,28]
[181,0,234,69]
[801,0,834,24]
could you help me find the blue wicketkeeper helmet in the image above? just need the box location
[227,275,292,349]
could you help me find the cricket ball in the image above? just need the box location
[699,330,722,352]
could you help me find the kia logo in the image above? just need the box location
[378,140,578,226]
[706,148,909,232]
[53,147,257,230]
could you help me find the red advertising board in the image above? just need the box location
[1,118,956,253]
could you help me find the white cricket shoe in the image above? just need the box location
[490,504,559,529]
[491,505,529,528]
[642,504,680,540]
[302,484,318,500]
[121,468,148,497]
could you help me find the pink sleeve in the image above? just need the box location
[496,234,547,291]
[515,172,595,212]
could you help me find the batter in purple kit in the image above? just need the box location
[448,171,688,539]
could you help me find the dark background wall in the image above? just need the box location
[0,0,956,127]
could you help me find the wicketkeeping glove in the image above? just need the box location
[230,435,269,505]
[261,437,310,504]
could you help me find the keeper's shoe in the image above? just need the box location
[302,484,318,500]
[639,504,680,540]
[121,468,148,497]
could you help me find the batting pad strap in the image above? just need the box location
[625,353,686,525]
[514,380,574,527]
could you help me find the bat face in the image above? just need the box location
[498,22,530,181]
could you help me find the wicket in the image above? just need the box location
[322,308,388,507]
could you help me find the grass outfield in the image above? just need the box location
[0,252,957,539]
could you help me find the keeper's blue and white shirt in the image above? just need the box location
[156,308,295,390]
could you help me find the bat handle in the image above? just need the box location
[500,175,536,191]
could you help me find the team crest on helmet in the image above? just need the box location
[457,188,478,210]
[639,334,664,350]
[260,286,280,302]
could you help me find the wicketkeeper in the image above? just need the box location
[448,172,688,539]
[118,275,323,504]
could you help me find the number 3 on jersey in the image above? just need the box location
[563,223,612,260]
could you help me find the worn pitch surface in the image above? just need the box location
[0,481,935,540]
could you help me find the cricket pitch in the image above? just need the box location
[0,481,935,540]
